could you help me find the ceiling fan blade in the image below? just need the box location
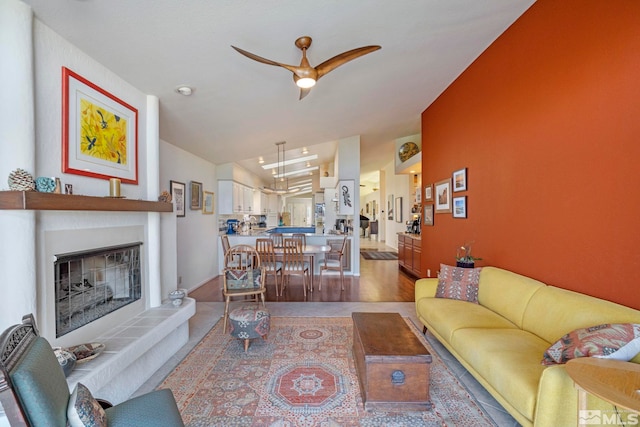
[299,87,312,100]
[315,45,381,79]
[232,45,312,78]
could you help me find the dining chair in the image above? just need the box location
[270,232,284,248]
[221,234,231,256]
[291,233,307,249]
[222,245,266,333]
[320,236,348,291]
[281,238,310,297]
[255,238,282,296]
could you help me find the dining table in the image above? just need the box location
[272,243,331,289]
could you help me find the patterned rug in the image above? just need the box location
[360,251,398,260]
[159,317,496,426]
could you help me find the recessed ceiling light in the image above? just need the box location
[258,157,264,164]
[302,147,309,154]
[175,85,193,96]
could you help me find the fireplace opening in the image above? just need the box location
[54,242,142,338]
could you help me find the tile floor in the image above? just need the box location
[134,301,521,426]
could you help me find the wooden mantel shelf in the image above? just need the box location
[0,191,173,213]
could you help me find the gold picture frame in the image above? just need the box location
[203,191,214,214]
[435,178,452,213]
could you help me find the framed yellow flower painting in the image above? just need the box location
[62,67,138,184]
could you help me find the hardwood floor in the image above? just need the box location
[189,237,418,303]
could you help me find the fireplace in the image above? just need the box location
[54,242,142,337]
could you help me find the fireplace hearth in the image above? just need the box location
[54,242,142,337]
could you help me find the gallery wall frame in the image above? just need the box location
[453,168,467,192]
[190,181,203,210]
[338,180,355,215]
[387,194,394,220]
[435,178,452,213]
[424,184,433,202]
[423,204,434,226]
[395,196,403,223]
[203,191,214,214]
[170,180,186,217]
[453,196,467,218]
[62,67,138,184]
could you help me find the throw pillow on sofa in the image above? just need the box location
[542,323,640,365]
[435,264,482,303]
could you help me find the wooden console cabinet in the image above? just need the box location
[398,233,422,277]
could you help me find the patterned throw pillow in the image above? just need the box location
[542,323,640,365]
[225,268,262,290]
[435,264,482,303]
[67,382,107,427]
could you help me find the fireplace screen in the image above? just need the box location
[54,242,142,337]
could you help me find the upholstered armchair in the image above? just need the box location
[0,314,185,427]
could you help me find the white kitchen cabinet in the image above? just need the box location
[218,181,249,214]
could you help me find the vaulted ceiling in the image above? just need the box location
[23,0,534,192]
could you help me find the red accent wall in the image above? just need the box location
[420,0,640,309]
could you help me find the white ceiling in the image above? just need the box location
[22,0,534,193]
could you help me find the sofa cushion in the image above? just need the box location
[541,323,640,365]
[477,267,546,329]
[67,382,107,427]
[451,327,550,421]
[436,264,481,303]
[416,297,518,344]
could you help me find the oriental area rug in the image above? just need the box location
[158,317,496,426]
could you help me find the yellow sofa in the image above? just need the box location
[415,266,640,427]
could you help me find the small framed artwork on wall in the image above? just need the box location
[453,196,467,218]
[435,178,452,213]
[190,181,203,210]
[387,194,394,220]
[424,184,433,202]
[203,191,214,214]
[423,204,434,226]
[170,180,186,217]
[453,168,467,192]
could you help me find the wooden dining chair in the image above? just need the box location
[222,245,266,333]
[255,238,282,296]
[320,236,348,291]
[291,233,307,249]
[270,233,284,248]
[281,238,310,297]
[221,235,231,256]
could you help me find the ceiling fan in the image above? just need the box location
[231,36,381,100]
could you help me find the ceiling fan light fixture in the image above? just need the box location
[296,77,316,89]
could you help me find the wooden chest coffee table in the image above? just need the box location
[352,312,432,411]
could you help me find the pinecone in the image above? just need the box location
[8,168,35,191]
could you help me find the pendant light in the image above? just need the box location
[263,142,300,194]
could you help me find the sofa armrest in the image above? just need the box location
[415,278,438,303]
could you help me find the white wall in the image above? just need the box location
[160,141,218,291]
[383,159,412,249]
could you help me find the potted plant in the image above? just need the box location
[456,242,482,268]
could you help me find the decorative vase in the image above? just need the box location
[53,347,77,377]
[456,261,475,268]
[169,289,186,307]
